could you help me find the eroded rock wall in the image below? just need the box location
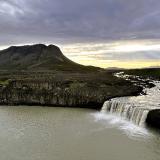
[0,78,142,109]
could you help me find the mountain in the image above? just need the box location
[106,67,125,70]
[0,44,99,72]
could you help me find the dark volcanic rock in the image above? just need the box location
[146,109,160,129]
[0,71,142,109]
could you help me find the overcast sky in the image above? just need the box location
[0,0,160,68]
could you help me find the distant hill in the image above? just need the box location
[106,67,125,70]
[0,44,100,72]
[146,66,160,69]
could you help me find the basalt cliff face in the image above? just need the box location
[0,44,143,109]
[0,71,142,109]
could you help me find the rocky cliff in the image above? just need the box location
[0,71,142,109]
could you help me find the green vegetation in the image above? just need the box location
[0,79,10,86]
[70,82,86,89]
[124,68,160,80]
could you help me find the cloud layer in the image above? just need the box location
[1,0,160,45]
[61,39,160,68]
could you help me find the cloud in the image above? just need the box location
[1,0,160,46]
[61,39,160,68]
[62,39,160,59]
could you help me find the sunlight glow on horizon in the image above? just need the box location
[76,59,160,69]
[62,39,160,69]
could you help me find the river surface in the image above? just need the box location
[0,106,160,160]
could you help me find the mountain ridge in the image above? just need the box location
[0,44,100,72]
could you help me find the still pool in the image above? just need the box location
[0,106,159,160]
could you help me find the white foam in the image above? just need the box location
[92,112,152,140]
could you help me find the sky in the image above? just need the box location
[0,0,160,68]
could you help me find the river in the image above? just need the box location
[0,105,160,160]
[0,73,160,160]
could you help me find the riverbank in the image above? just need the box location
[0,70,144,109]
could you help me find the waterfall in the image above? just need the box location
[99,72,160,127]
[101,100,149,126]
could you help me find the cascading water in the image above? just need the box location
[101,72,160,127]
[101,100,149,126]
